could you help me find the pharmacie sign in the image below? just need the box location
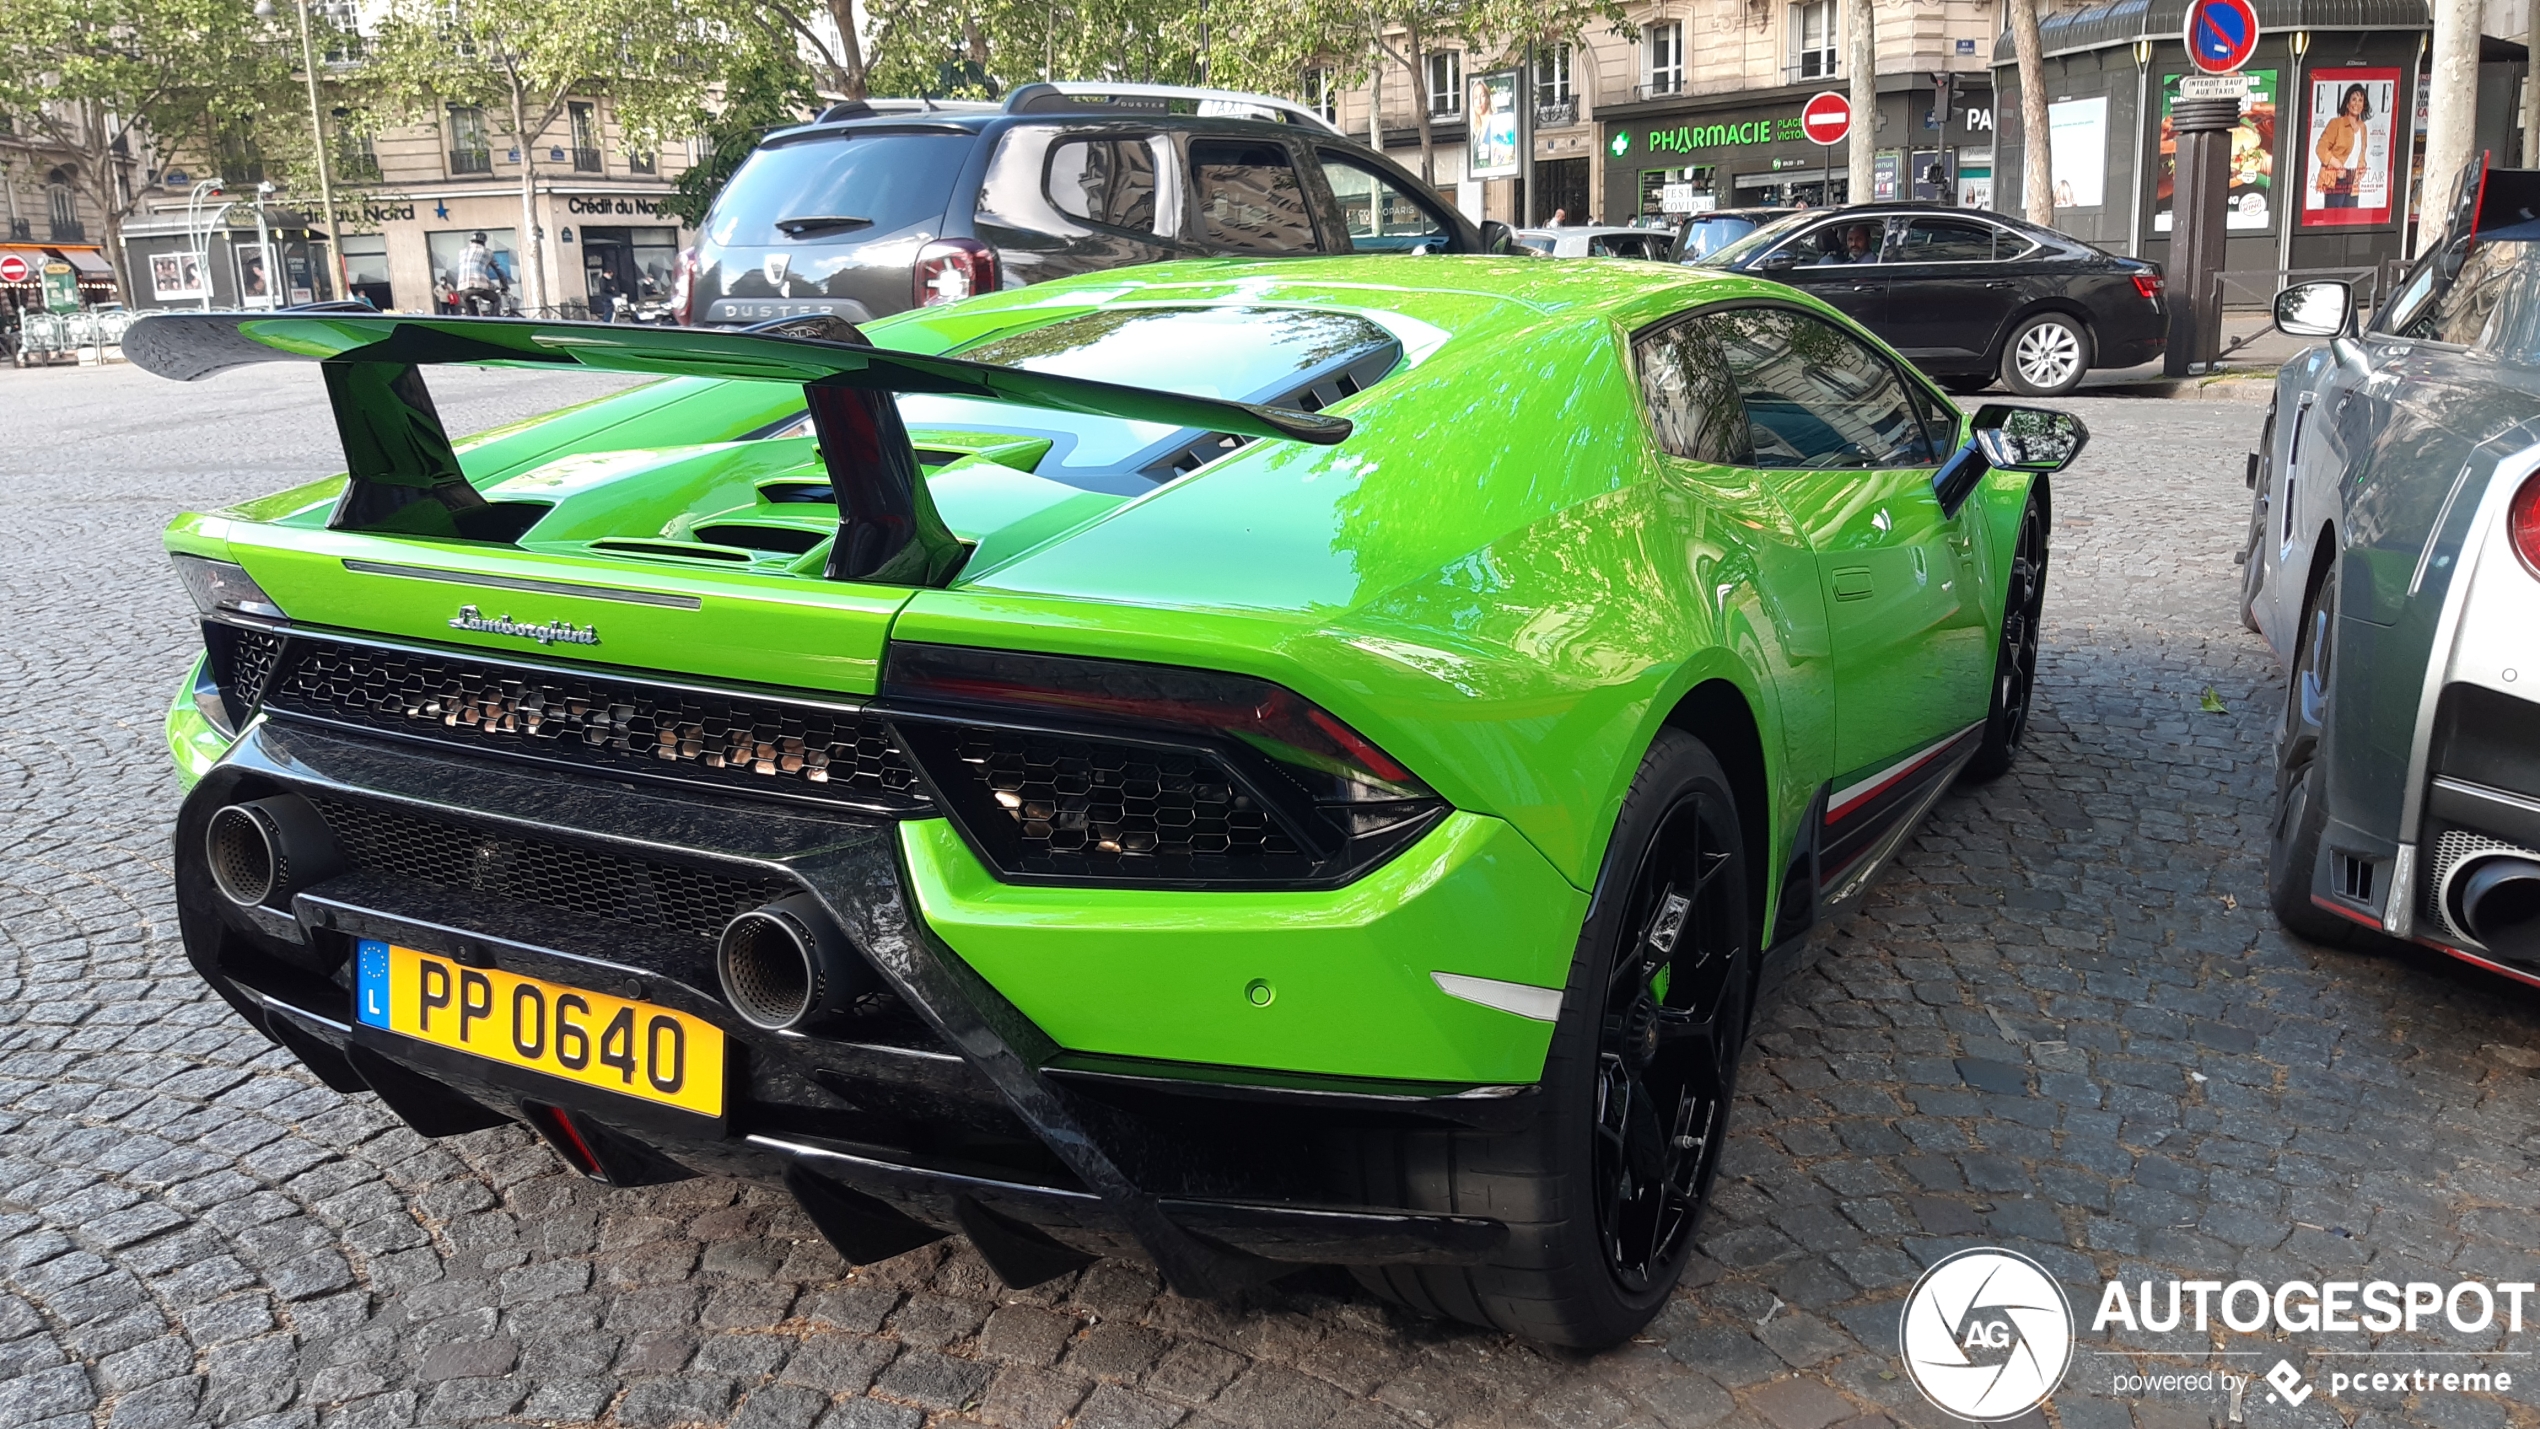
[1616,114,1808,157]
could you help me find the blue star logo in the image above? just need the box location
[434,201,449,219]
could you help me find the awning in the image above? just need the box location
[55,248,114,276]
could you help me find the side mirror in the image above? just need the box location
[1477,220,1516,256]
[1932,403,2089,516]
[2274,279,2354,338]
[1971,404,2088,472]
[1759,250,1804,272]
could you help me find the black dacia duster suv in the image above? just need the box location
[678,82,1502,326]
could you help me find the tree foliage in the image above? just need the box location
[363,0,729,310]
[0,0,302,298]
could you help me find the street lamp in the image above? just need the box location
[184,179,235,313]
[254,0,352,304]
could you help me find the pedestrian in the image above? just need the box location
[455,233,503,317]
[1549,207,1569,227]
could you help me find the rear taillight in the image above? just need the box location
[2131,272,2164,301]
[880,643,1445,887]
[670,246,698,325]
[2510,469,2540,578]
[914,239,996,307]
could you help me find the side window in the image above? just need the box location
[1775,219,1885,267]
[1317,151,1453,252]
[1189,139,1318,254]
[1707,307,1941,468]
[1892,217,1997,263]
[1046,138,1160,232]
[1634,317,1749,465]
[2395,240,2538,349]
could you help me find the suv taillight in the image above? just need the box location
[915,239,995,307]
[2511,469,2540,578]
[670,246,699,325]
[2131,272,2164,301]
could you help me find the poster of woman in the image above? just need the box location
[2303,69,2398,226]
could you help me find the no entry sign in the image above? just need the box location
[2185,0,2260,74]
[0,255,26,284]
[1801,91,1852,146]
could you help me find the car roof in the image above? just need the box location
[767,94,1349,147]
[1517,226,1651,238]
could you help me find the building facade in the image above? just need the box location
[1,113,129,314]
[1988,0,2524,283]
[1319,0,2001,228]
[127,95,699,316]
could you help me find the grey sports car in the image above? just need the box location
[2247,157,2540,982]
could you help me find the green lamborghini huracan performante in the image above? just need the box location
[138,257,2080,1348]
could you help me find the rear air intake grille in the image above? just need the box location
[918,725,1310,881]
[312,796,792,941]
[207,624,287,715]
[260,638,931,814]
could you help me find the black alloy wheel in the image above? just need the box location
[1338,730,1750,1348]
[1967,488,2050,780]
[2266,568,2376,946]
[1592,786,1749,1292]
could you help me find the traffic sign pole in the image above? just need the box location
[1800,92,1852,205]
[2169,0,2259,374]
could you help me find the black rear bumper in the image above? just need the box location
[177,717,1523,1293]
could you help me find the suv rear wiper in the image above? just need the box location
[774,214,873,237]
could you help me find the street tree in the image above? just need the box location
[2005,0,2051,223]
[364,0,723,314]
[0,0,297,300]
[659,41,817,226]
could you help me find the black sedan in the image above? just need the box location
[1697,203,2166,396]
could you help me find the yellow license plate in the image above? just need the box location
[354,940,725,1117]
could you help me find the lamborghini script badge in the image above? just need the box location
[449,604,599,647]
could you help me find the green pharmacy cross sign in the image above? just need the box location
[1610,131,1632,157]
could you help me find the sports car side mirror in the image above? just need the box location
[1932,404,2089,516]
[2274,279,2354,338]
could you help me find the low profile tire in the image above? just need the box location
[1342,728,1752,1348]
[2239,409,2275,634]
[1965,483,2050,781]
[1999,313,2092,397]
[2265,568,2382,948]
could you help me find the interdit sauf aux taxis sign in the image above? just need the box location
[1899,1249,2527,1422]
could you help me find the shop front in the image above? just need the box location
[1990,0,2520,280]
[0,243,116,316]
[321,186,690,316]
[118,214,333,311]
[1600,76,1996,224]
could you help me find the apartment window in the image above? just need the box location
[336,126,380,180]
[1793,0,1838,79]
[1537,44,1574,108]
[447,104,491,174]
[627,149,656,174]
[317,0,362,62]
[1305,67,1338,123]
[568,101,602,173]
[1645,23,1684,96]
[1427,51,1462,116]
[46,177,80,243]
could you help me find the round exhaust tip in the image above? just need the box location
[718,893,877,1031]
[2456,854,2540,961]
[206,803,282,906]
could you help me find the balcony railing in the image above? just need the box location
[6,219,29,242]
[1635,77,1684,101]
[627,151,655,175]
[1785,59,1840,85]
[337,150,381,181]
[48,218,85,242]
[570,146,603,173]
[450,147,492,175]
[1536,99,1579,128]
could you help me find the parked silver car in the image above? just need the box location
[2246,156,2540,982]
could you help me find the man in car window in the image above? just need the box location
[1820,222,1881,264]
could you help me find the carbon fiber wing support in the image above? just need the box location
[122,311,1354,586]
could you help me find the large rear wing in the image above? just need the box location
[123,311,1353,586]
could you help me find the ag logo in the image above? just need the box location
[1899,1248,2074,1421]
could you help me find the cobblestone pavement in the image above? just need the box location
[4,361,2538,1429]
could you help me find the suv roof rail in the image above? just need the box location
[1001,81,1342,135]
[813,97,1000,123]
